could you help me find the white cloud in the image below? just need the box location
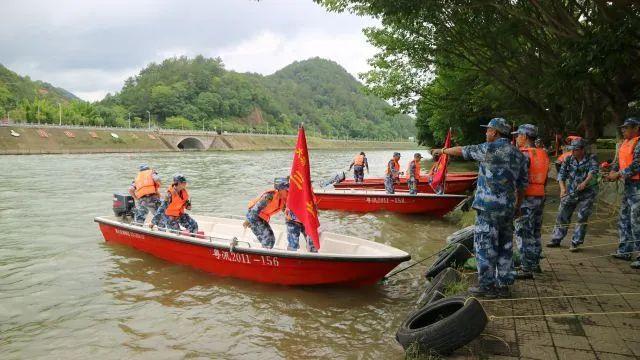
[213,30,377,78]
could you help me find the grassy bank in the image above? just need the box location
[0,126,421,154]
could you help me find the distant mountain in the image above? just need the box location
[99,56,415,139]
[0,64,79,108]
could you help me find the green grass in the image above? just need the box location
[443,279,469,297]
[404,342,444,360]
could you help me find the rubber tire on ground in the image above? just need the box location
[416,267,462,307]
[396,296,488,355]
[425,243,473,279]
[446,225,475,252]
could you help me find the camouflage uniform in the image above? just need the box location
[611,137,640,258]
[384,158,401,194]
[165,213,198,234]
[514,197,545,271]
[407,160,419,195]
[462,137,528,289]
[128,170,161,224]
[549,154,599,246]
[353,165,365,183]
[246,192,277,249]
[285,209,317,252]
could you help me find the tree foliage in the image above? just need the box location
[316,0,640,144]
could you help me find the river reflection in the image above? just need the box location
[1,149,471,359]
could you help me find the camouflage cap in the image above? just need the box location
[393,152,401,157]
[274,177,290,190]
[619,117,640,128]
[414,153,423,158]
[173,173,187,183]
[139,163,150,171]
[567,138,587,150]
[511,124,538,138]
[480,117,511,136]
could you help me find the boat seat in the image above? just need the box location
[320,239,360,255]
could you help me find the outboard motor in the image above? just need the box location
[113,193,135,219]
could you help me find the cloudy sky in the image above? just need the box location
[0,0,377,101]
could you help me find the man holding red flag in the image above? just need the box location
[429,129,451,194]
[286,125,321,251]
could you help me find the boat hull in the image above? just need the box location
[96,220,407,287]
[315,191,466,216]
[333,172,477,194]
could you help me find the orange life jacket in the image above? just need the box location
[386,159,400,176]
[165,186,189,217]
[134,169,159,199]
[406,159,421,179]
[248,189,286,222]
[353,154,365,166]
[557,151,572,164]
[619,136,640,180]
[523,148,550,197]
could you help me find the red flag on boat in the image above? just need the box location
[429,128,451,194]
[287,125,321,250]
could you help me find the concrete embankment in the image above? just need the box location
[0,126,420,155]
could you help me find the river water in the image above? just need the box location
[0,149,470,359]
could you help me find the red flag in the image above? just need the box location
[287,125,321,249]
[429,128,451,194]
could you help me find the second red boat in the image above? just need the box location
[314,189,467,217]
[333,172,477,194]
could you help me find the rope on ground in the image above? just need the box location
[478,292,640,303]
[547,251,637,263]
[488,310,640,321]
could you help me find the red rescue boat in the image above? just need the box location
[333,172,477,194]
[95,215,410,287]
[314,189,467,216]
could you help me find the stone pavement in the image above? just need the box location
[449,197,640,359]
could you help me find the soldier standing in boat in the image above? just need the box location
[153,174,198,233]
[128,163,161,224]
[513,125,550,279]
[607,117,640,268]
[546,138,598,251]
[285,208,318,253]
[406,153,423,195]
[244,177,289,249]
[349,152,369,183]
[384,152,402,194]
[432,118,528,298]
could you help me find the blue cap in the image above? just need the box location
[173,173,187,183]
[511,124,538,137]
[274,177,289,190]
[481,117,511,136]
[619,117,640,128]
[567,138,587,150]
[139,163,150,171]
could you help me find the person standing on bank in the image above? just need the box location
[547,138,599,251]
[432,118,528,298]
[513,125,550,279]
[406,153,423,195]
[384,152,402,194]
[348,152,369,183]
[607,117,640,268]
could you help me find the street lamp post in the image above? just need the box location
[128,113,131,128]
[57,103,62,126]
[146,111,151,130]
[202,118,205,131]
[37,105,40,125]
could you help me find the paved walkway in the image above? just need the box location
[449,197,640,359]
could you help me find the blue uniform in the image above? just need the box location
[285,209,317,252]
[462,138,528,289]
[550,154,599,246]
[612,142,640,257]
[246,192,277,249]
[153,189,198,234]
[515,196,545,271]
[128,171,161,224]
[407,160,419,195]
[384,159,400,194]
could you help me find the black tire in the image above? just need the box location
[396,296,488,355]
[416,267,461,307]
[425,243,473,279]
[446,225,475,252]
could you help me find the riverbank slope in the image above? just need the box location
[0,126,420,154]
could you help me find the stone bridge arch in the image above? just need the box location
[176,137,207,150]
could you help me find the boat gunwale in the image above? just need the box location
[95,216,411,263]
